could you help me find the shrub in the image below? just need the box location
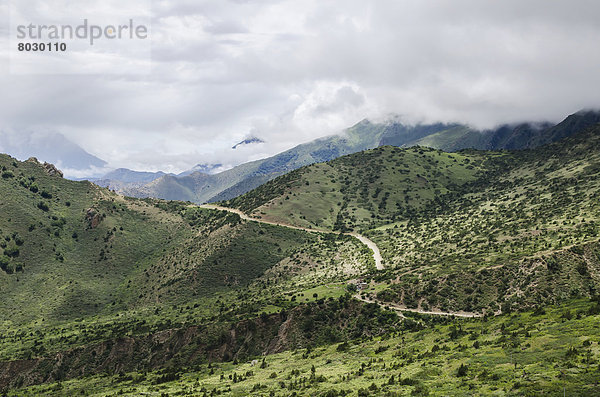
[4,245,20,258]
[13,234,24,246]
[0,256,9,271]
[37,201,49,211]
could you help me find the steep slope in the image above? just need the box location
[404,109,600,151]
[0,154,370,329]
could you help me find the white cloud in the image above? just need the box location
[0,0,599,173]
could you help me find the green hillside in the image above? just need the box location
[2,121,600,395]
[226,124,600,314]
[0,155,370,321]
[225,146,492,231]
[10,298,600,396]
[0,155,373,378]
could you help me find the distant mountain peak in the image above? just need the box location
[232,137,264,149]
[179,163,223,176]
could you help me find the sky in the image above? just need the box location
[1,0,600,176]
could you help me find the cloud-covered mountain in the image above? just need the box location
[103,109,600,204]
[232,137,265,149]
[0,130,107,178]
[178,163,224,176]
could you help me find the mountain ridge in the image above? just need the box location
[100,109,600,204]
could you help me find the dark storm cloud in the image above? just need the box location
[0,0,599,173]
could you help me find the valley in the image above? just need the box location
[0,118,599,396]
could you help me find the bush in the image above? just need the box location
[4,245,20,258]
[457,363,468,377]
[13,234,24,246]
[0,256,9,271]
[2,171,14,178]
[37,201,49,211]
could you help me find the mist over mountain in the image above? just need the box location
[0,130,107,178]
[232,137,265,149]
[177,163,224,176]
[97,109,600,204]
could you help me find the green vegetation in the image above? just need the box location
[226,124,600,314]
[226,145,490,231]
[9,298,600,396]
[0,155,371,382]
[1,119,600,395]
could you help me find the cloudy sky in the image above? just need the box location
[1,0,600,175]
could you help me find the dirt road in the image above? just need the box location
[200,204,384,270]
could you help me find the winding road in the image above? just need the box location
[354,295,482,318]
[200,204,384,270]
[200,204,485,318]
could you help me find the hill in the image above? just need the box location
[225,123,600,313]
[0,152,389,391]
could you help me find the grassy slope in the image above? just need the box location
[225,125,600,314]
[225,146,491,232]
[0,156,187,324]
[367,125,600,313]
[0,155,373,365]
[11,298,600,396]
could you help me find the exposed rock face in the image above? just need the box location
[42,162,63,178]
[85,208,102,229]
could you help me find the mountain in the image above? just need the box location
[402,109,600,151]
[177,163,223,176]
[1,121,600,395]
[0,131,107,178]
[109,110,600,204]
[232,137,265,149]
[95,164,225,192]
[97,168,170,184]
[119,119,390,203]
